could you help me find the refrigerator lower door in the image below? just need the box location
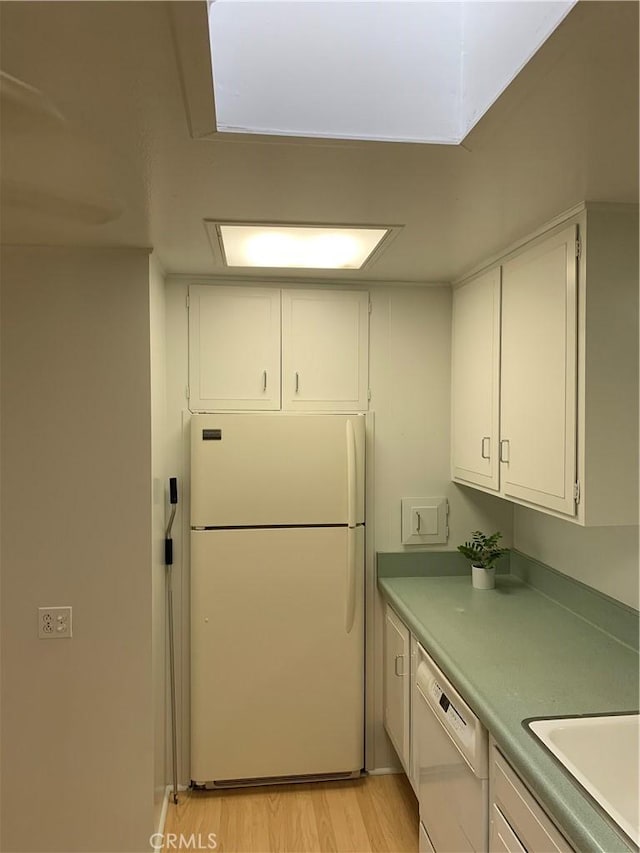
[190,526,364,784]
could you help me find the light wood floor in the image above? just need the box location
[163,774,418,853]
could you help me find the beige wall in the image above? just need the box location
[0,247,154,852]
[514,509,639,609]
[367,284,514,768]
[164,281,191,785]
[369,285,514,553]
[150,254,168,829]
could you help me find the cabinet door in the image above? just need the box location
[281,289,369,411]
[188,285,281,411]
[500,225,577,516]
[451,268,501,490]
[383,605,410,774]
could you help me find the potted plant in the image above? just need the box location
[458,530,507,589]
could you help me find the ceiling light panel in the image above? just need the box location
[216,224,391,269]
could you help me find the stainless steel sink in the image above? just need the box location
[528,713,639,845]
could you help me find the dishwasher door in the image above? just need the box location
[414,644,489,852]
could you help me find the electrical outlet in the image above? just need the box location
[38,606,72,639]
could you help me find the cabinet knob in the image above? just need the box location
[481,437,491,459]
[295,372,300,394]
[262,370,267,392]
[499,439,510,463]
[394,654,405,677]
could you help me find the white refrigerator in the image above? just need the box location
[190,412,365,786]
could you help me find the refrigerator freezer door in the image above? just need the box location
[191,413,365,527]
[190,526,364,784]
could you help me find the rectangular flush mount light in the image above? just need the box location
[209,223,393,270]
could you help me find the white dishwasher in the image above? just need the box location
[414,643,489,853]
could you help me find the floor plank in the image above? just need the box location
[321,781,372,852]
[162,774,418,853]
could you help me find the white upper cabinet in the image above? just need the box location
[281,289,369,411]
[189,285,369,413]
[451,203,638,526]
[188,285,281,411]
[451,267,501,491]
[500,224,577,516]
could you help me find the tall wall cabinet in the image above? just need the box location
[451,203,638,526]
[188,285,369,412]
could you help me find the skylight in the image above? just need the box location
[208,0,576,145]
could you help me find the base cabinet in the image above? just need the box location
[381,602,577,853]
[419,823,436,853]
[490,804,526,853]
[383,605,411,776]
[490,742,573,853]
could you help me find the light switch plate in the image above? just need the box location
[401,497,448,545]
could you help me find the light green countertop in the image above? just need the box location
[378,573,639,853]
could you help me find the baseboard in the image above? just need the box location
[367,766,404,776]
[152,784,190,853]
[152,788,170,853]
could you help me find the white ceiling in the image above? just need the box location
[0,1,637,283]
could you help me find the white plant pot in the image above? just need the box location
[472,564,496,590]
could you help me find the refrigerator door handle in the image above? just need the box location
[345,420,357,633]
[346,420,357,528]
[346,528,356,634]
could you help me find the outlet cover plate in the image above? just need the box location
[38,606,72,639]
[401,497,448,545]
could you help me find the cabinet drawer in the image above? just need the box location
[492,748,573,852]
[490,804,526,853]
